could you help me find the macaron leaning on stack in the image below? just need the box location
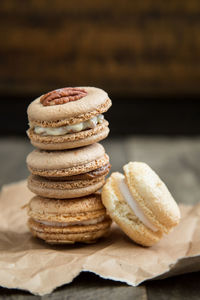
[102,162,181,246]
[25,87,112,244]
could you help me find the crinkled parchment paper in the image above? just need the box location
[0,180,200,295]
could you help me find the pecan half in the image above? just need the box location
[40,87,87,106]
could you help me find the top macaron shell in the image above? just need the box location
[28,87,111,126]
[123,162,180,234]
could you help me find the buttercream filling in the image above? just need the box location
[33,114,104,136]
[35,215,105,227]
[118,177,158,232]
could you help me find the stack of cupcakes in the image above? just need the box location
[25,87,112,244]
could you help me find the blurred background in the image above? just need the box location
[1,3,200,295]
[1,0,200,136]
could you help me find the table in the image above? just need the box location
[0,136,200,299]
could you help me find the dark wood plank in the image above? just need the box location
[1,1,200,96]
[1,1,200,14]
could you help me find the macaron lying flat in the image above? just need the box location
[27,194,112,244]
[26,143,110,198]
[102,162,181,246]
[27,87,112,150]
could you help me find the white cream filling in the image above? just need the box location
[118,177,158,232]
[35,215,105,227]
[33,114,104,136]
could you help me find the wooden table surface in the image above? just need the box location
[0,136,200,299]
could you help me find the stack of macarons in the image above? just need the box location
[25,86,181,247]
[25,87,112,244]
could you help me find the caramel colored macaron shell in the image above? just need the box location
[102,162,180,247]
[27,194,112,244]
[27,174,106,199]
[28,194,106,221]
[28,218,111,244]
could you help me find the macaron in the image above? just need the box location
[102,162,181,246]
[27,86,112,150]
[27,194,112,244]
[26,143,110,199]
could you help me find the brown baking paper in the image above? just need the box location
[0,180,200,295]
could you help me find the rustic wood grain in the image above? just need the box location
[1,0,200,96]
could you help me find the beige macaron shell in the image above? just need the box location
[27,143,104,170]
[27,194,107,223]
[27,121,109,150]
[102,172,163,246]
[27,174,105,199]
[123,162,181,234]
[28,87,111,126]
